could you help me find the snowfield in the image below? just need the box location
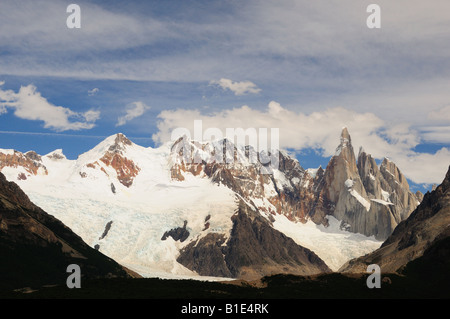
[272,214,381,271]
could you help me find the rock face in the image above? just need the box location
[310,128,419,240]
[85,134,141,188]
[99,221,113,240]
[339,165,450,274]
[0,172,133,291]
[161,220,190,242]
[177,200,331,280]
[0,150,48,179]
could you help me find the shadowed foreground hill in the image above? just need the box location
[0,172,134,292]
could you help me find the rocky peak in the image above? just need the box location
[380,157,409,190]
[357,148,377,175]
[311,128,418,240]
[46,149,66,160]
[415,190,424,202]
[357,148,382,199]
[332,127,359,177]
[108,133,132,153]
[322,127,363,205]
[314,166,324,177]
[357,146,365,158]
[341,126,351,143]
[278,150,305,177]
[24,151,42,162]
[0,149,48,179]
[335,127,353,157]
[80,133,140,188]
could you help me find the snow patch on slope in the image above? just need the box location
[349,189,371,211]
[0,148,16,156]
[272,214,382,271]
[371,199,394,206]
[345,179,370,211]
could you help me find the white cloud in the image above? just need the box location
[209,78,261,96]
[116,101,150,127]
[0,81,6,115]
[1,0,450,127]
[419,126,450,144]
[0,0,169,53]
[153,101,386,156]
[0,84,100,131]
[392,147,450,186]
[88,88,99,96]
[83,109,101,123]
[153,101,450,184]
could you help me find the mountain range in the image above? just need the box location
[0,128,427,283]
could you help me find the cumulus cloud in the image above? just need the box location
[116,101,150,127]
[209,78,261,96]
[0,84,99,131]
[153,101,450,184]
[154,101,386,155]
[392,147,450,186]
[83,109,101,123]
[88,88,99,96]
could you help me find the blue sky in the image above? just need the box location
[1,0,450,192]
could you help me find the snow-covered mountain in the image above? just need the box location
[0,129,420,280]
